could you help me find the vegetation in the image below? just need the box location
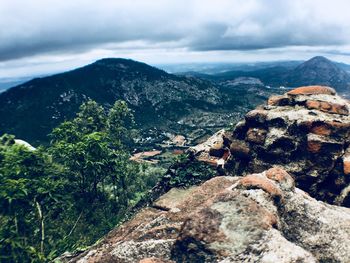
[0,100,159,262]
[167,153,216,188]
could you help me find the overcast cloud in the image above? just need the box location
[1,0,350,78]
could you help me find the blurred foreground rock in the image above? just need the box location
[64,168,350,262]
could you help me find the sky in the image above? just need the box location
[2,0,350,79]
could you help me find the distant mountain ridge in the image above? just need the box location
[0,58,225,144]
[213,56,350,93]
[1,56,347,145]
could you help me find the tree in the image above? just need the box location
[0,100,156,262]
[0,134,68,262]
[49,100,141,203]
[47,100,145,252]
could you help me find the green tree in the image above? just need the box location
[48,100,145,251]
[49,100,141,203]
[0,100,160,262]
[0,135,68,262]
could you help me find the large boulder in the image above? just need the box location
[63,168,350,262]
[195,86,350,206]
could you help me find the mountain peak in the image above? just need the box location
[285,56,350,91]
[307,55,331,62]
[94,57,141,66]
[87,57,170,79]
[0,58,222,143]
[301,55,334,67]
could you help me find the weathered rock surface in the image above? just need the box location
[60,86,350,262]
[64,168,350,262]
[192,86,350,207]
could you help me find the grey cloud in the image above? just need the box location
[1,0,350,62]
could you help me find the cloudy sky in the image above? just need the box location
[1,0,350,79]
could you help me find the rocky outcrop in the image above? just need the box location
[61,85,350,262]
[192,86,350,207]
[64,168,350,262]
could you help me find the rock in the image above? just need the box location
[58,85,350,262]
[208,141,225,157]
[230,140,250,159]
[267,95,290,106]
[265,167,295,191]
[237,173,284,202]
[188,129,230,167]
[343,151,350,175]
[245,109,268,126]
[246,127,267,144]
[305,100,349,115]
[14,139,36,151]
[65,169,350,262]
[286,85,336,96]
[189,129,226,155]
[223,86,350,206]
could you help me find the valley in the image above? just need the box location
[1,56,349,166]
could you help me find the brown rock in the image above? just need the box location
[192,86,350,206]
[301,120,349,137]
[246,128,267,144]
[245,109,268,125]
[230,140,250,159]
[265,167,295,190]
[209,141,225,157]
[310,122,332,136]
[343,152,350,175]
[233,120,249,140]
[327,120,350,130]
[307,139,323,153]
[222,131,234,147]
[238,174,283,202]
[305,100,349,115]
[268,95,291,106]
[307,134,343,156]
[64,172,350,263]
[287,85,336,96]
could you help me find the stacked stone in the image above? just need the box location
[224,86,350,206]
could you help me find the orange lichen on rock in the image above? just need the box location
[305,100,349,115]
[343,154,350,175]
[265,167,290,182]
[238,174,283,201]
[265,167,295,190]
[310,123,332,136]
[307,140,322,153]
[287,85,336,96]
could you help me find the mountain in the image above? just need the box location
[214,66,291,85]
[213,56,350,94]
[0,58,229,144]
[5,56,346,146]
[0,77,33,93]
[283,56,350,92]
